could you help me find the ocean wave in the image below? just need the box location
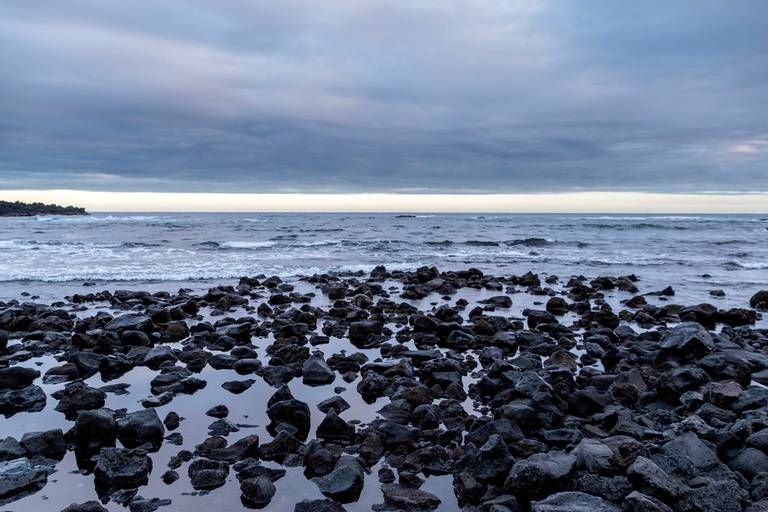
[464,240,500,247]
[722,260,768,270]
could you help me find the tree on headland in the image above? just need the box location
[0,200,88,216]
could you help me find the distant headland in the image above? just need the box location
[0,200,88,217]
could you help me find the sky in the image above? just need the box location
[0,1,766,211]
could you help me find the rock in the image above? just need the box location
[675,479,746,512]
[728,447,768,479]
[53,382,106,419]
[293,499,346,512]
[163,411,180,431]
[0,366,40,389]
[118,409,165,449]
[0,437,25,461]
[94,448,152,488]
[750,290,768,310]
[188,458,229,490]
[453,472,484,503]
[317,395,350,414]
[20,429,66,460]
[70,409,117,451]
[222,379,255,394]
[574,438,614,473]
[0,457,48,499]
[316,410,355,445]
[531,491,621,512]
[61,501,109,512]
[381,483,441,510]
[311,455,364,502]
[627,456,683,501]
[266,397,311,440]
[240,476,276,507]
[302,353,335,385]
[206,404,229,418]
[659,322,714,357]
[505,451,576,498]
[623,491,673,512]
[143,346,177,368]
[459,433,514,482]
[0,385,46,416]
[106,314,153,332]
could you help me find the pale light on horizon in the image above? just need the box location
[1,189,766,214]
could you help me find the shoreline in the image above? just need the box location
[1,266,767,511]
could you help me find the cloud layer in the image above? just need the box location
[1,1,766,193]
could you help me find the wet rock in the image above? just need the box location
[750,290,768,310]
[94,447,152,489]
[0,385,46,416]
[380,483,441,510]
[266,395,311,440]
[206,404,229,418]
[504,451,576,498]
[118,409,165,449]
[531,491,621,512]
[70,409,117,451]
[302,353,336,385]
[627,456,683,501]
[659,322,714,357]
[163,411,180,431]
[675,479,746,512]
[0,457,48,499]
[316,410,355,444]
[311,455,364,502]
[61,501,109,512]
[623,491,673,512]
[106,314,154,333]
[0,437,25,461]
[222,379,255,394]
[240,476,276,507]
[293,499,346,512]
[20,429,66,461]
[0,366,39,389]
[187,458,229,490]
[52,382,106,419]
[317,395,350,414]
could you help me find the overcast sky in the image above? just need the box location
[0,1,766,195]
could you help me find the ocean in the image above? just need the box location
[0,212,766,304]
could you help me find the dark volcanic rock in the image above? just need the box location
[117,409,165,449]
[0,366,40,389]
[531,491,621,512]
[94,447,152,489]
[188,458,229,490]
[311,455,364,502]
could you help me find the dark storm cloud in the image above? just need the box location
[0,0,766,193]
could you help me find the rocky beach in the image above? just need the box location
[1,265,768,512]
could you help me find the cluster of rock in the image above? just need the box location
[1,266,768,511]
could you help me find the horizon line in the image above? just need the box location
[1,189,767,214]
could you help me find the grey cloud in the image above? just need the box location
[0,0,766,193]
